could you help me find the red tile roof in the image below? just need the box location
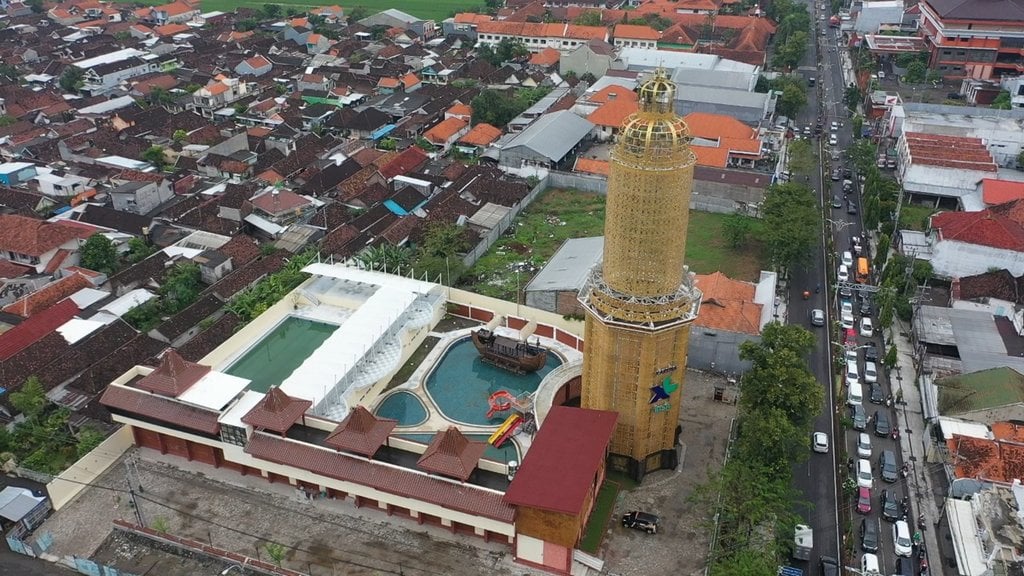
[614,24,661,40]
[416,427,487,482]
[694,271,762,335]
[982,178,1024,206]
[587,98,638,128]
[947,433,1024,484]
[476,21,607,41]
[250,189,311,215]
[0,260,31,279]
[0,214,91,257]
[574,157,610,176]
[904,132,996,172]
[529,48,561,66]
[458,123,503,147]
[101,385,221,435]
[454,12,493,24]
[380,146,429,180]
[133,349,210,397]
[241,387,312,434]
[931,209,1024,251]
[587,84,638,105]
[0,299,78,361]
[502,406,617,515]
[2,273,92,318]
[246,433,515,522]
[324,405,397,457]
[423,117,468,145]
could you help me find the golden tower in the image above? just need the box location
[578,70,701,481]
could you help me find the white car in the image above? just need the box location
[831,121,839,131]
[841,251,854,268]
[829,134,838,146]
[846,349,859,364]
[838,264,850,282]
[860,317,874,337]
[841,301,854,317]
[857,458,873,488]
[893,520,913,557]
[864,361,878,384]
[857,433,872,458]
[813,432,829,453]
[841,311,855,329]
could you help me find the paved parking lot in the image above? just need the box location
[601,370,738,576]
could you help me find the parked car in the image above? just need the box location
[831,121,840,131]
[847,202,858,215]
[829,134,838,146]
[859,295,873,316]
[864,342,880,363]
[813,431,829,453]
[893,520,913,556]
[861,517,879,552]
[622,511,660,534]
[852,405,867,430]
[864,361,878,384]
[811,308,826,327]
[881,489,901,522]
[880,450,898,483]
[832,194,842,208]
[841,251,854,268]
[841,301,854,316]
[870,382,885,404]
[874,410,891,437]
[839,285,854,300]
[832,168,842,181]
[857,432,872,458]
[856,458,873,488]
[857,486,872,514]
[860,317,874,337]
[841,311,855,329]
[838,264,850,282]
[843,167,853,179]
[821,556,840,576]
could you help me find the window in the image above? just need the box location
[220,424,247,446]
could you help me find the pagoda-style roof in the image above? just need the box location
[134,349,210,397]
[416,427,487,482]
[241,387,312,434]
[324,405,397,457]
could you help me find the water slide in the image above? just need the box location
[488,413,522,448]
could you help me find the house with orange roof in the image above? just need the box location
[476,21,608,52]
[612,24,660,49]
[1,273,93,318]
[402,73,422,92]
[573,157,610,177]
[136,1,199,25]
[529,48,562,67]
[444,12,494,40]
[153,22,189,37]
[305,33,332,54]
[683,112,763,168]
[445,103,472,121]
[191,77,255,118]
[423,117,470,152]
[377,77,401,95]
[0,214,95,275]
[234,54,273,77]
[457,123,503,155]
[586,98,639,140]
[310,5,345,23]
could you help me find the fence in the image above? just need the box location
[47,426,133,510]
[461,174,549,267]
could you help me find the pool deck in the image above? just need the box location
[374,327,583,459]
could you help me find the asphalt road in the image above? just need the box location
[785,10,919,575]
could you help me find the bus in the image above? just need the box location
[856,257,870,284]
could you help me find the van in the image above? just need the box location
[856,458,873,488]
[848,383,864,406]
[861,553,880,576]
[856,257,870,283]
[846,360,859,386]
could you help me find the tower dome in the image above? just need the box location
[615,69,693,168]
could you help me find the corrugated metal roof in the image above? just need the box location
[525,236,603,293]
[502,110,594,163]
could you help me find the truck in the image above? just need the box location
[793,524,813,560]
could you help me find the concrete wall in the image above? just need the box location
[461,176,548,267]
[544,170,763,214]
[47,425,133,511]
[687,327,756,374]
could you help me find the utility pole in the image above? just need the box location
[124,457,144,527]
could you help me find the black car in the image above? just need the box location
[880,449,899,483]
[860,517,879,552]
[881,489,902,522]
[864,342,880,363]
[874,410,891,437]
[839,285,853,300]
[870,382,885,404]
[821,556,840,576]
[843,168,853,179]
[832,194,842,208]
[622,511,659,534]
[859,296,873,316]
[847,203,858,215]
[852,404,867,431]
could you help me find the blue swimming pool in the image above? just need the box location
[398,433,520,464]
[425,338,561,426]
[374,391,428,426]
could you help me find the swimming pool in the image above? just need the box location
[225,317,338,393]
[425,338,561,426]
[374,391,428,427]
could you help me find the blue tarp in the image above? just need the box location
[370,124,396,140]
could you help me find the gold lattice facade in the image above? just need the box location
[578,70,702,481]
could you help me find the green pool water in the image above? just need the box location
[374,391,428,426]
[425,338,561,426]
[398,433,520,464]
[225,317,338,393]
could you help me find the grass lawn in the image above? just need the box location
[579,481,619,554]
[899,204,936,231]
[198,0,479,22]
[461,189,766,300]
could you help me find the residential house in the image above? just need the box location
[476,22,608,52]
[904,200,1024,278]
[359,8,436,40]
[250,189,315,226]
[305,33,332,54]
[559,39,621,78]
[442,13,492,40]
[109,180,173,215]
[684,112,763,168]
[586,97,638,141]
[896,132,999,209]
[82,57,160,92]
[135,1,200,25]
[0,214,94,274]
[0,162,38,186]
[310,5,345,23]
[191,76,257,118]
[498,110,594,174]
[32,171,93,202]
[234,55,273,77]
[422,118,470,152]
[456,123,503,155]
[611,24,660,49]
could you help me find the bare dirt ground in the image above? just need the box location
[90,530,241,576]
[600,370,738,576]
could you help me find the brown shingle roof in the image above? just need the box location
[416,427,487,482]
[245,433,515,522]
[133,349,210,397]
[154,294,222,342]
[1,273,92,318]
[0,214,90,257]
[242,387,312,434]
[176,313,241,362]
[324,405,397,457]
[101,385,221,435]
[0,298,78,361]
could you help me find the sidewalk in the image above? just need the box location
[886,319,947,576]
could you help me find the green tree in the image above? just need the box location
[754,75,770,93]
[738,323,821,430]
[787,138,814,177]
[160,262,202,314]
[846,139,877,175]
[0,64,19,82]
[25,0,43,13]
[992,91,1012,110]
[59,66,85,93]
[851,114,863,139]
[356,244,415,272]
[10,376,47,419]
[0,115,15,127]
[722,213,754,249]
[80,234,118,275]
[773,31,808,70]
[711,548,778,576]
[413,222,471,284]
[261,3,281,18]
[347,5,369,22]
[904,60,926,84]
[264,542,287,567]
[875,232,891,269]
[573,10,602,26]
[142,145,167,170]
[377,137,397,151]
[172,129,188,143]
[495,38,529,63]
[844,84,861,111]
[75,427,105,458]
[124,300,162,331]
[580,72,597,84]
[772,76,807,118]
[760,183,820,270]
[124,237,156,264]
[415,136,434,151]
